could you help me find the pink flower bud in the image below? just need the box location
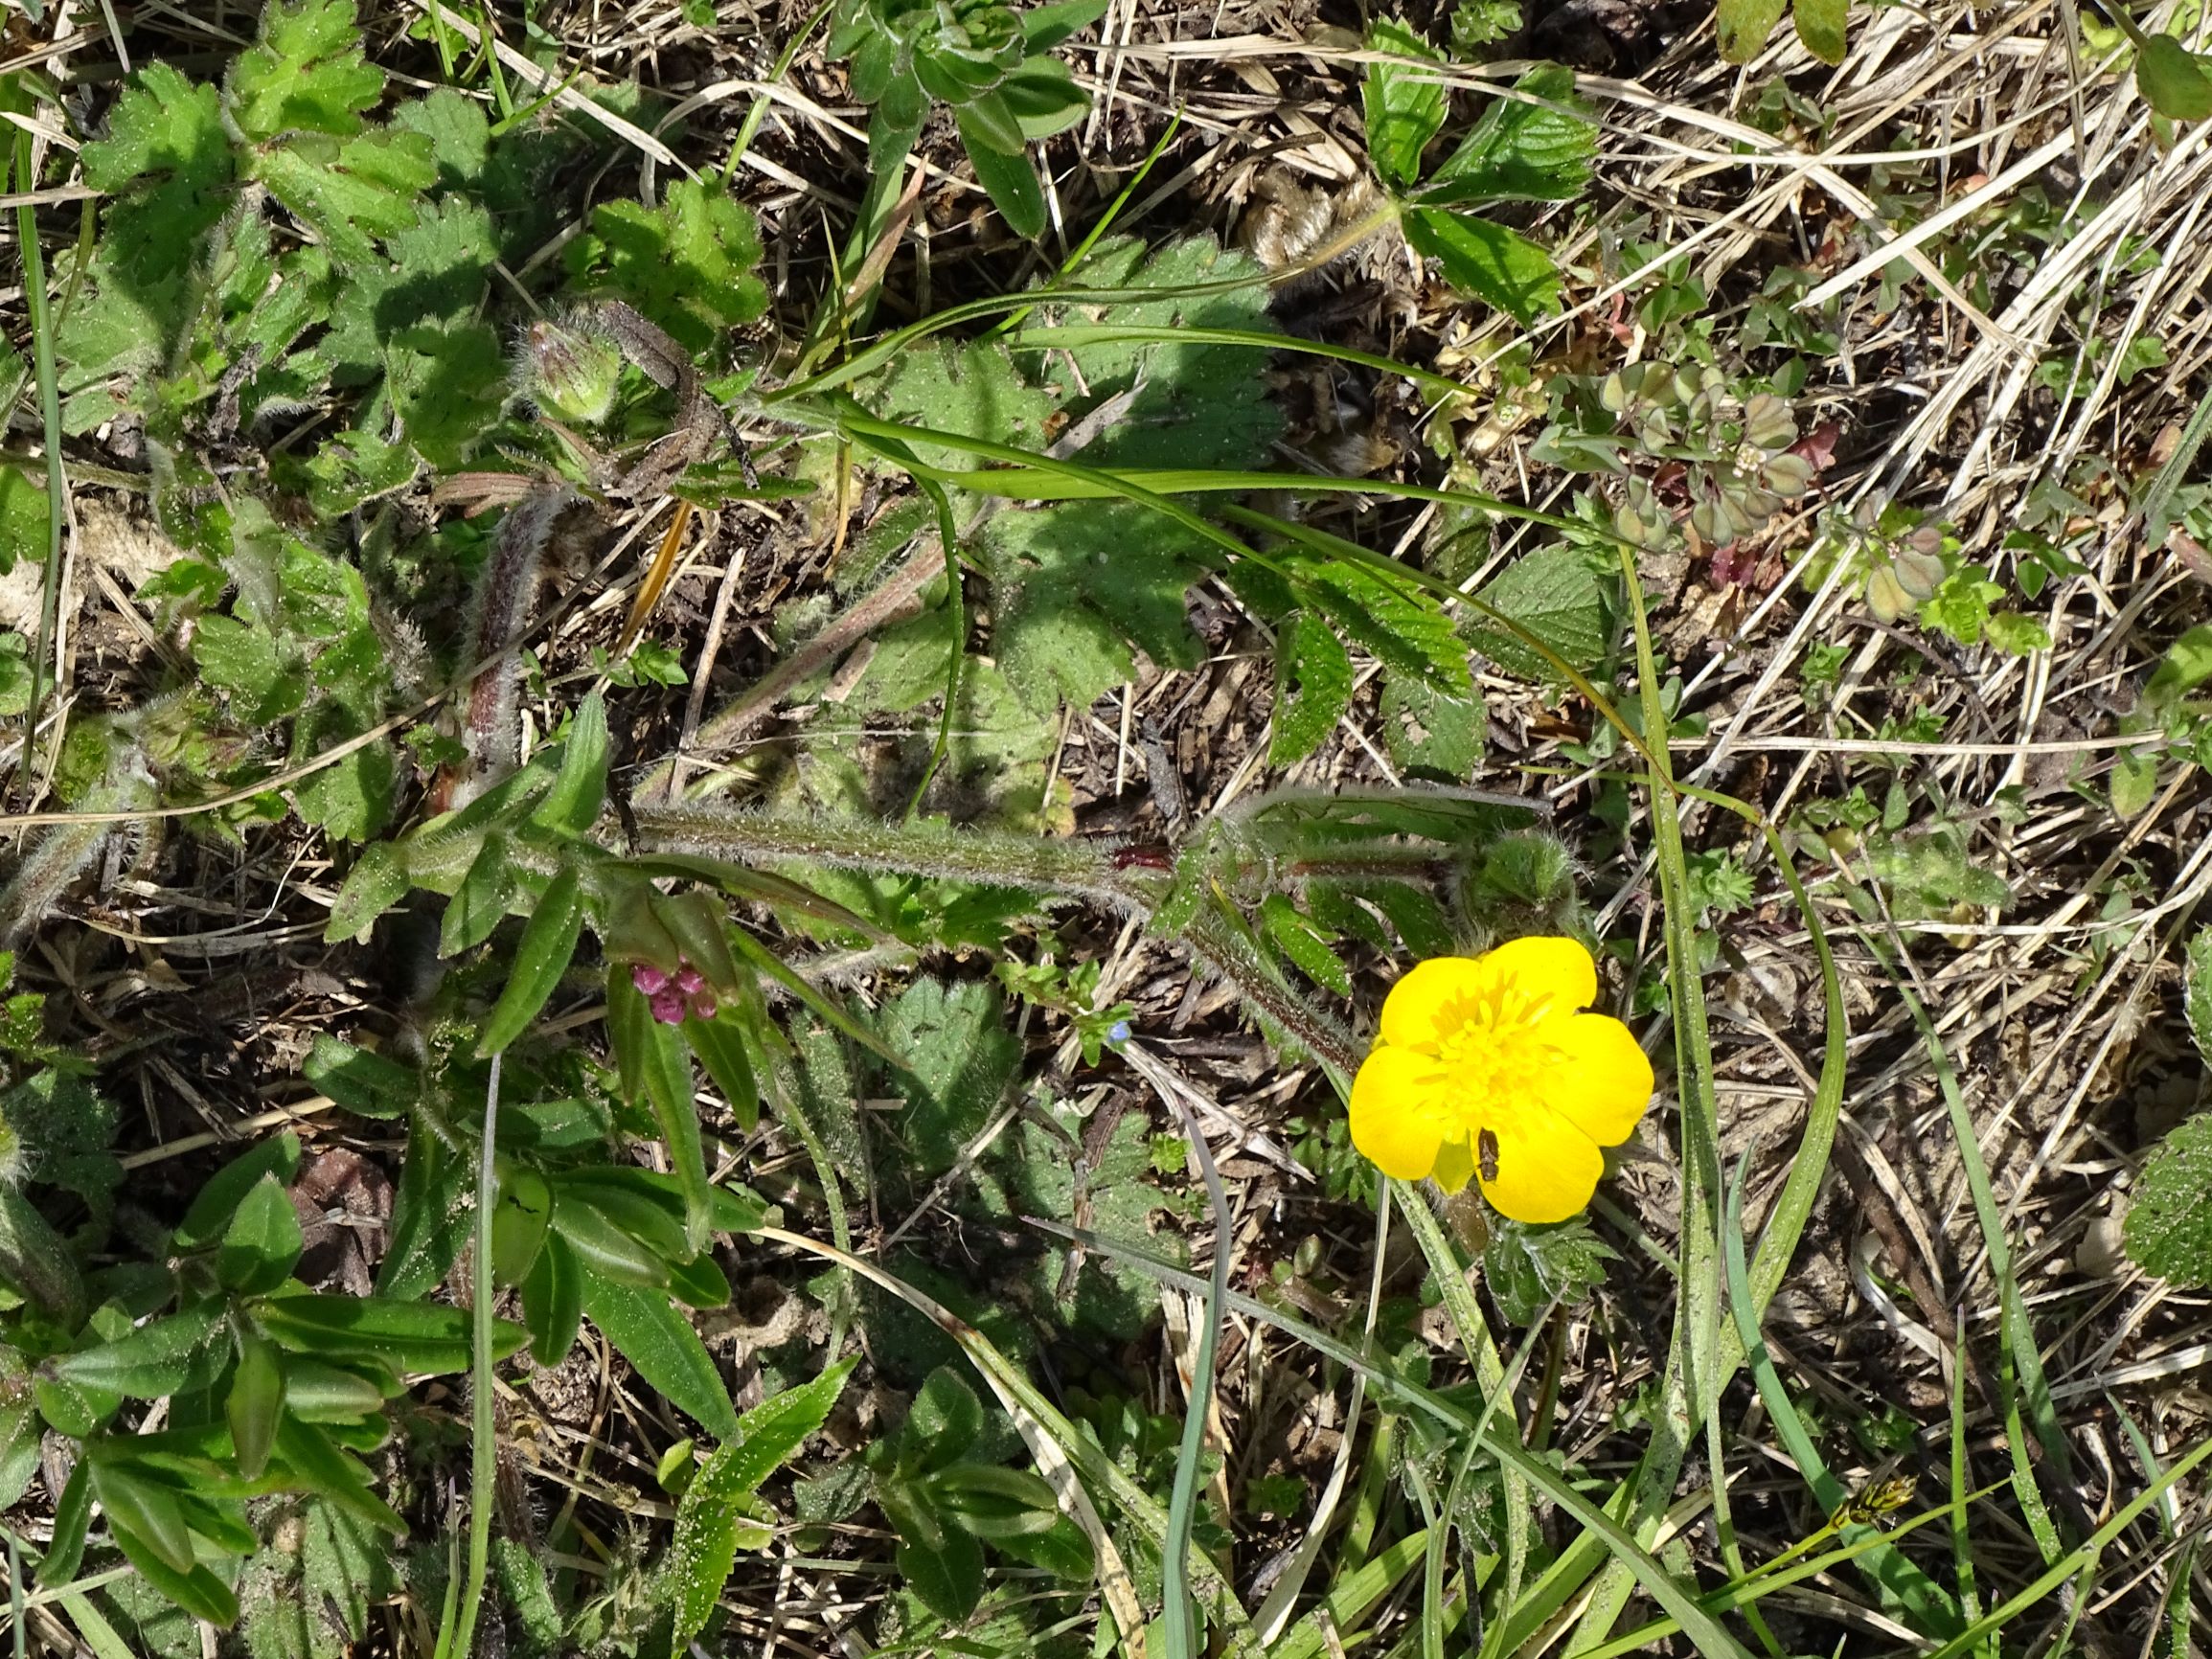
[674,966,706,997]
[631,964,673,997]
[649,988,688,1026]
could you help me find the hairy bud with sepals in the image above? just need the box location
[521,317,624,427]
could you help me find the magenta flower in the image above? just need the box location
[633,959,717,1025]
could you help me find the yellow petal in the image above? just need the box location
[1477,936,1597,1018]
[1476,1103,1604,1225]
[1379,957,1490,1052]
[1431,1135,1475,1194]
[1543,1013,1654,1147]
[1350,1045,1449,1180]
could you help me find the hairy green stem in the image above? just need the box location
[627,802,1143,910]
[13,128,65,805]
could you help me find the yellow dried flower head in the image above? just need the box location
[1350,938,1653,1223]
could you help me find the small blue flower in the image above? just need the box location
[1106,1019,1132,1046]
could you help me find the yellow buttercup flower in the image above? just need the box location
[1349,938,1653,1224]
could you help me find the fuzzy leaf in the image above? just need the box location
[571,178,767,356]
[1290,555,1472,695]
[1363,17,1448,190]
[1422,65,1593,206]
[1020,236,1283,470]
[1468,545,1608,684]
[982,503,1219,713]
[293,722,395,844]
[869,340,1058,471]
[668,1360,855,1646]
[325,843,410,943]
[1381,671,1484,778]
[879,979,1022,1179]
[2125,1110,2212,1285]
[1269,612,1355,765]
[579,1274,739,1439]
[250,128,438,266]
[2184,930,2212,1067]
[1261,895,1353,996]
[386,319,506,470]
[1483,1216,1617,1324]
[225,0,385,141]
[896,1528,986,1621]
[1402,208,1561,322]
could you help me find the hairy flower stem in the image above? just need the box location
[627,803,1375,1084]
[627,803,1143,911]
[452,489,582,807]
[1179,904,1360,1079]
[0,759,155,944]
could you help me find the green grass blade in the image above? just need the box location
[1918,1433,2212,1659]
[757,1225,1256,1657]
[1267,1528,1432,1659]
[1866,926,2075,1555]
[1722,1146,1961,1635]
[1035,1216,1759,1659]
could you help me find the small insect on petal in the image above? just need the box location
[1477,1127,1501,1183]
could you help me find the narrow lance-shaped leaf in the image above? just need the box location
[548,1189,671,1289]
[687,1010,762,1135]
[477,862,587,1057]
[52,1306,223,1398]
[88,1457,195,1575]
[106,1503,240,1626]
[273,1415,407,1537]
[227,1326,285,1480]
[36,1460,91,1587]
[578,1272,739,1440]
[522,1230,585,1369]
[490,1166,554,1286]
[255,1292,526,1374]
[532,690,610,834]
[218,1173,306,1294]
[668,1358,855,1648]
[441,830,517,958]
